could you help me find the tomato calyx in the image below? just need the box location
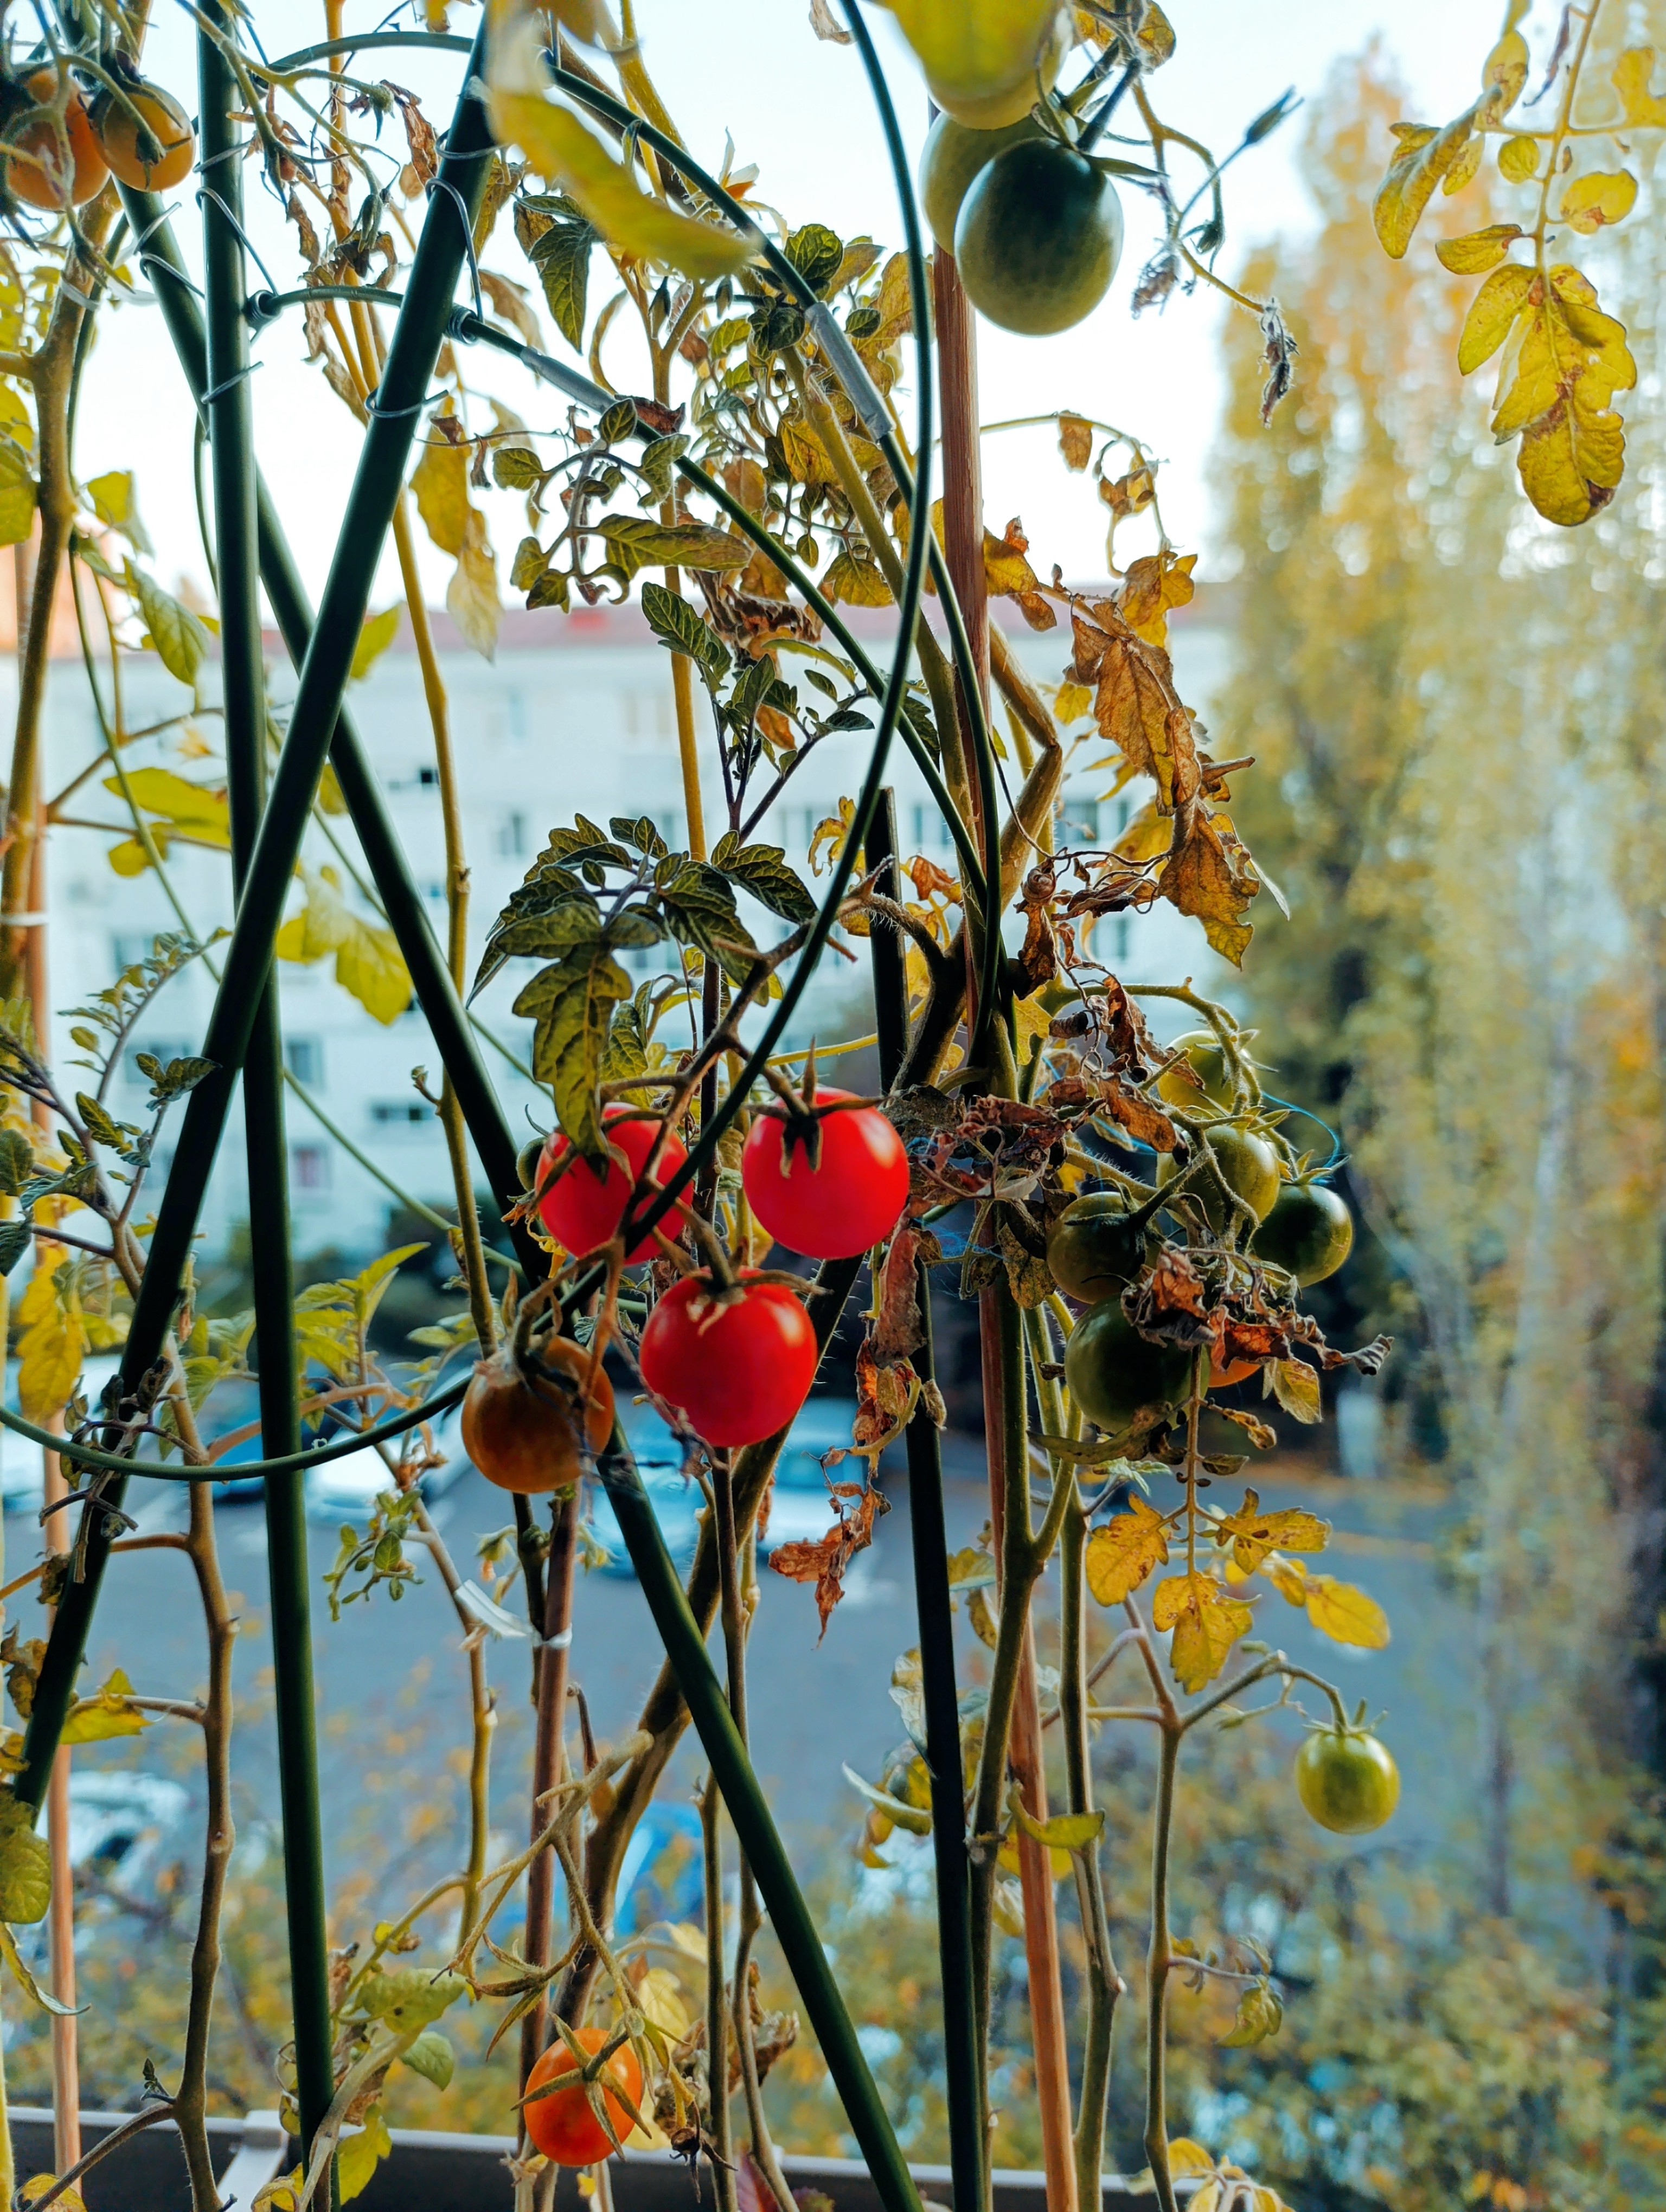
[755,1053,885,1176]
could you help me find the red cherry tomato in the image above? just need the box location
[639,1273,818,1448]
[522,2026,643,2165]
[538,1108,687,1264]
[741,1090,910,1260]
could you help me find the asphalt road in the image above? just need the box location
[2,1440,1465,1907]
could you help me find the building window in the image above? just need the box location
[111,934,155,973]
[497,810,528,858]
[505,691,526,741]
[292,1146,329,1191]
[418,765,438,788]
[1058,798,1100,847]
[371,1101,431,1126]
[286,1036,323,1087]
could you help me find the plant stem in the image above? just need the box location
[700,1774,737,2212]
[1144,1720,1182,2212]
[1060,1496,1120,2200]
[520,1486,578,2103]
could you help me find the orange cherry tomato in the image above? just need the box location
[3,69,108,209]
[461,1339,613,1495]
[523,2027,643,2166]
[94,79,195,191]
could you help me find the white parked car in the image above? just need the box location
[304,1397,476,1520]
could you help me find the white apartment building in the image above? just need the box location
[7,590,1232,1261]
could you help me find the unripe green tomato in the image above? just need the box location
[1294,1727,1400,1835]
[1063,1302,1194,1433]
[919,110,1046,252]
[1154,1028,1241,1113]
[1156,1125,1281,1232]
[1047,1193,1149,1305]
[924,6,1071,127]
[1253,1181,1354,1286]
[954,142,1124,337]
[517,1136,547,1192]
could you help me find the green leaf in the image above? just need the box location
[124,562,209,685]
[0,1129,33,1196]
[1268,1358,1322,1424]
[518,943,634,1159]
[595,515,747,580]
[0,1221,29,1278]
[150,1055,216,1104]
[842,1763,932,1835]
[492,445,546,492]
[401,2027,455,2090]
[636,432,690,506]
[0,1795,50,1924]
[74,1093,129,1154]
[0,1919,81,2016]
[528,214,597,350]
[361,1965,467,2031]
[1009,1793,1105,1853]
[598,398,639,445]
[822,548,894,607]
[640,580,729,686]
[0,435,35,550]
[610,815,669,859]
[351,606,401,682]
[786,221,843,295]
[709,833,818,925]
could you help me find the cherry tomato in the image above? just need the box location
[1156,1124,1281,1232]
[639,1274,817,1448]
[1294,1727,1400,1835]
[741,1090,909,1261]
[955,141,1123,336]
[925,7,1071,128]
[1063,1303,1194,1434]
[1047,1192,1149,1305]
[539,1109,688,1265]
[1253,1181,1354,1286]
[461,1339,613,1495]
[1209,1349,1260,1388]
[2,69,107,209]
[93,79,195,190]
[920,112,1045,250]
[523,2027,643,2166]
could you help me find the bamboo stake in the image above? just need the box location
[932,242,1077,2212]
[197,8,335,2178]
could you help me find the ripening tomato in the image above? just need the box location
[1047,1192,1150,1305]
[3,69,107,209]
[741,1090,909,1261]
[93,78,196,190]
[1294,1727,1400,1836]
[461,1339,613,1494]
[925,7,1071,127]
[639,1274,817,1448]
[1209,1349,1260,1389]
[522,2026,643,2166]
[539,1108,688,1265]
[1154,1028,1244,1113]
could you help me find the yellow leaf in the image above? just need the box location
[883,0,1060,104]
[336,2105,392,2204]
[1084,1496,1170,1605]
[1559,169,1637,236]
[484,11,754,279]
[0,434,35,549]
[822,547,893,607]
[1214,1489,1330,1573]
[1302,1573,1391,1650]
[1441,135,1483,196]
[1612,47,1666,127]
[351,606,401,682]
[1167,2140,1218,2178]
[62,1669,151,1746]
[252,2171,303,2212]
[1495,268,1636,526]
[1112,798,1172,865]
[20,2180,86,2210]
[983,524,1039,600]
[1263,1553,1313,1607]
[1374,105,1481,259]
[1479,28,1529,117]
[1053,680,1093,723]
[104,767,230,844]
[447,508,501,661]
[1457,261,1533,375]
[1118,549,1196,649]
[631,1965,692,2041]
[277,866,412,1025]
[1057,411,1092,470]
[809,797,856,876]
[1269,1359,1322,1424]
[1497,133,1539,183]
[1151,1571,1254,1693]
[18,1252,83,1426]
[410,429,470,557]
[1219,1979,1283,2047]
[1435,224,1523,276]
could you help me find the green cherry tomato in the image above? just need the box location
[1154,1028,1244,1113]
[1047,1193,1150,1305]
[1063,1302,1194,1433]
[1156,1124,1281,1233]
[1253,1180,1354,1285]
[919,110,1046,252]
[954,140,1124,337]
[1294,1727,1400,1835]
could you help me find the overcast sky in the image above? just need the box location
[73,0,1502,612]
